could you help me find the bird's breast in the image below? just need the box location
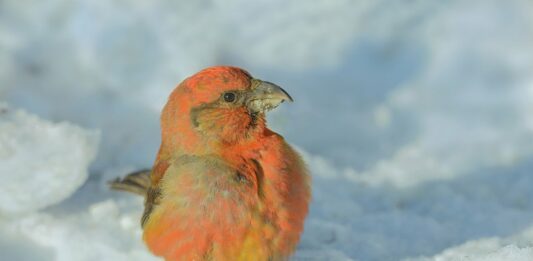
[142,156,275,261]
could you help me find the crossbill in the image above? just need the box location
[111,66,311,261]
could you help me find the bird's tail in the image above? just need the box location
[108,169,151,197]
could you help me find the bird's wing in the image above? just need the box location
[141,159,170,227]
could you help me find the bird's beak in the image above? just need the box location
[246,79,293,114]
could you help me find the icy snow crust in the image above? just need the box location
[1,0,533,260]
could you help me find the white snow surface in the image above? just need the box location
[0,103,99,216]
[1,0,533,260]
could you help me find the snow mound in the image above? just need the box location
[411,240,533,261]
[0,103,100,215]
[408,224,533,261]
[1,198,157,261]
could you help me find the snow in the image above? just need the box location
[0,196,157,261]
[410,225,533,261]
[1,0,533,260]
[0,103,99,215]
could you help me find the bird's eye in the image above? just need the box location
[223,92,236,103]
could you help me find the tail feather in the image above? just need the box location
[109,169,151,196]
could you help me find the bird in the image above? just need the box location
[110,66,310,261]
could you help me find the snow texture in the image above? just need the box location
[0,103,99,216]
[1,0,533,260]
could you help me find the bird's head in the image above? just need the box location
[160,66,292,155]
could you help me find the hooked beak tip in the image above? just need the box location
[277,83,294,102]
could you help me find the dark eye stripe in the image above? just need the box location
[223,92,236,102]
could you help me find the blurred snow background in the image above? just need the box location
[1,0,533,260]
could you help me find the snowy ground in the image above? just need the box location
[1,0,533,260]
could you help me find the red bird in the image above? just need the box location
[111,66,311,261]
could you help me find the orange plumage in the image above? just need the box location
[137,66,310,261]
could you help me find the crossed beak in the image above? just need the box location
[246,79,293,114]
